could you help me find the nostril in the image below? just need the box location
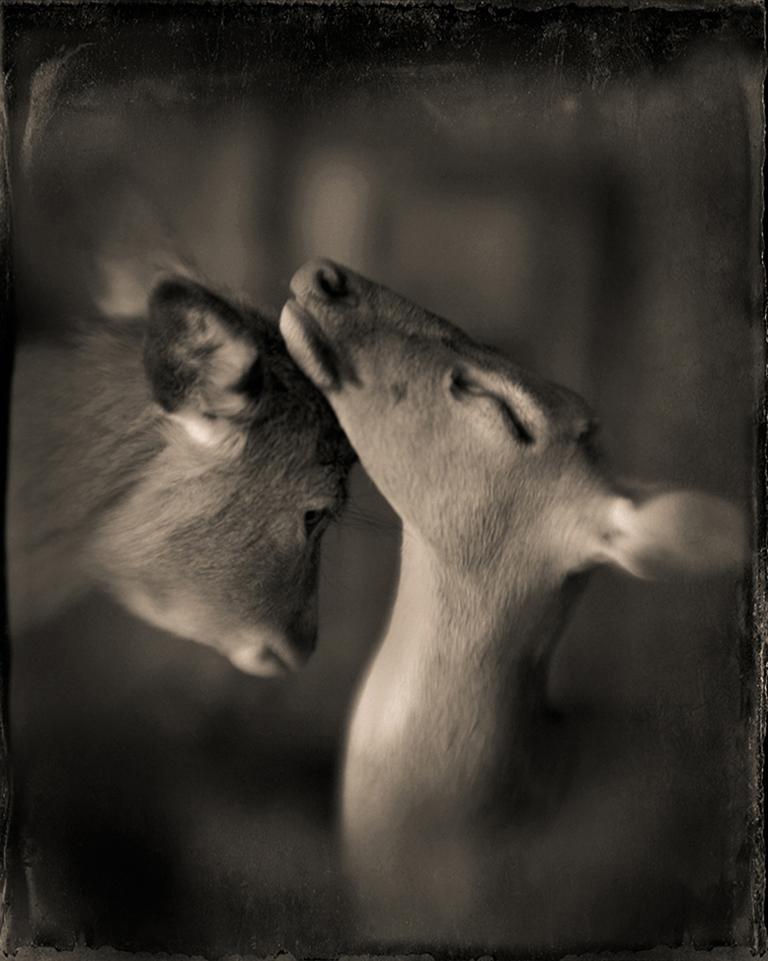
[316,263,348,300]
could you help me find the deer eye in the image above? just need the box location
[448,368,534,445]
[303,509,330,539]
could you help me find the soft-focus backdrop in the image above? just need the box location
[4,5,763,956]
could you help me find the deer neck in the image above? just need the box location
[343,525,582,842]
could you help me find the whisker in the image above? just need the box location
[336,509,402,537]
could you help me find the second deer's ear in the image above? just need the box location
[144,277,265,449]
[597,491,748,580]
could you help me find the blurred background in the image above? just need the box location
[3,4,764,956]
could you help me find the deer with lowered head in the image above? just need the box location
[8,273,354,677]
[280,258,747,950]
[9,50,354,678]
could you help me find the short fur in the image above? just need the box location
[280,258,746,949]
[8,276,353,676]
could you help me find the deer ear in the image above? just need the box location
[599,491,748,579]
[144,278,265,449]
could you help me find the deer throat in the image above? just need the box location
[342,533,581,852]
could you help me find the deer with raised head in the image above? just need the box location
[8,273,354,676]
[280,259,747,949]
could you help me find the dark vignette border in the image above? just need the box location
[0,2,764,959]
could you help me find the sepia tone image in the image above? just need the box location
[0,2,764,958]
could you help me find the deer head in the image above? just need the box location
[53,276,353,676]
[280,259,746,589]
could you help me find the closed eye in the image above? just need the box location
[449,369,534,445]
[495,397,534,445]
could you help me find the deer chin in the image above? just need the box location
[280,298,340,392]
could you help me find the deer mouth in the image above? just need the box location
[280,298,340,392]
[229,644,290,677]
[228,624,315,677]
[229,644,306,677]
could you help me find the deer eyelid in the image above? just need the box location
[496,397,534,445]
[449,368,534,445]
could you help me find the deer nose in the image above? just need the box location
[290,258,356,307]
[315,261,349,299]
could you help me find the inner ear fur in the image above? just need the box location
[143,277,265,443]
